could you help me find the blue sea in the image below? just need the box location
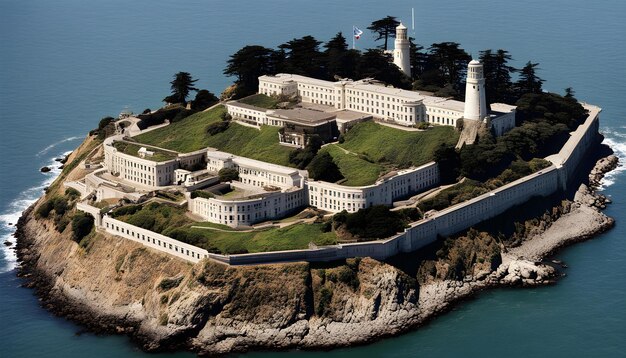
[1,0,625,356]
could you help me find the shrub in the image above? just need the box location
[206,120,230,135]
[65,187,81,199]
[417,121,430,130]
[55,216,69,233]
[191,89,219,111]
[53,197,69,216]
[190,191,215,199]
[316,286,333,316]
[159,276,183,291]
[343,205,405,240]
[337,266,359,290]
[220,112,232,121]
[307,152,343,182]
[36,199,55,218]
[98,116,115,130]
[218,168,239,182]
[111,204,142,217]
[71,212,94,243]
[172,108,195,123]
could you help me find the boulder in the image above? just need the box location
[40,166,51,173]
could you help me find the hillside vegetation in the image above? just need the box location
[339,122,459,168]
[238,94,279,109]
[111,203,337,254]
[320,145,384,186]
[134,105,293,166]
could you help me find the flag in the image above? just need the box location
[353,26,363,40]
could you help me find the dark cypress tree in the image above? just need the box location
[367,16,400,50]
[479,49,516,104]
[279,36,325,78]
[224,45,277,97]
[515,61,544,96]
[163,72,198,104]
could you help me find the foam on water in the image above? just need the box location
[36,136,82,157]
[0,151,71,273]
[599,127,626,190]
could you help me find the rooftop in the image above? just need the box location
[226,101,267,112]
[207,150,302,176]
[490,103,517,114]
[268,108,336,125]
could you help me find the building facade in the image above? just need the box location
[258,69,514,133]
[393,23,411,77]
[306,162,439,213]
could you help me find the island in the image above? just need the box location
[15,20,618,355]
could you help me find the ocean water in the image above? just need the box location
[1,0,625,356]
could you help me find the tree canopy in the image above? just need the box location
[515,61,544,96]
[164,72,198,104]
[224,45,278,98]
[223,19,551,104]
[367,16,400,50]
[479,49,516,104]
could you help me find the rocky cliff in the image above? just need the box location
[15,145,617,355]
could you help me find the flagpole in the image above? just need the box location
[352,26,355,50]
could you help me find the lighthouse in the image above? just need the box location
[463,60,487,121]
[393,23,411,77]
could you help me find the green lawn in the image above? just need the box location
[203,122,293,167]
[134,106,227,152]
[238,94,279,109]
[114,202,337,254]
[134,105,293,166]
[112,141,177,162]
[185,223,337,254]
[339,121,459,168]
[321,144,384,186]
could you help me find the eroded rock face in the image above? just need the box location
[589,154,619,189]
[15,155,618,355]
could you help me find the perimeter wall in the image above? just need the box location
[85,105,601,264]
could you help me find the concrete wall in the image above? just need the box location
[80,104,601,265]
[77,202,103,227]
[102,216,210,263]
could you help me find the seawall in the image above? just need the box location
[86,104,602,265]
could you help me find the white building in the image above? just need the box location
[393,23,411,77]
[257,66,515,133]
[103,140,178,187]
[463,59,488,121]
[206,150,306,189]
[189,184,307,227]
[306,162,439,213]
[192,151,309,227]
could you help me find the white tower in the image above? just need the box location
[393,23,411,77]
[463,59,487,121]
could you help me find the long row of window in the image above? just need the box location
[105,220,206,260]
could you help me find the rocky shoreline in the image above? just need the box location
[14,154,617,355]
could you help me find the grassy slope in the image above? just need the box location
[134,105,293,166]
[113,141,177,162]
[238,94,279,109]
[340,121,459,168]
[115,203,336,254]
[321,145,384,186]
[134,106,227,152]
[187,223,337,254]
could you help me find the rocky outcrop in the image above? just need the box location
[15,155,617,355]
[589,154,619,189]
